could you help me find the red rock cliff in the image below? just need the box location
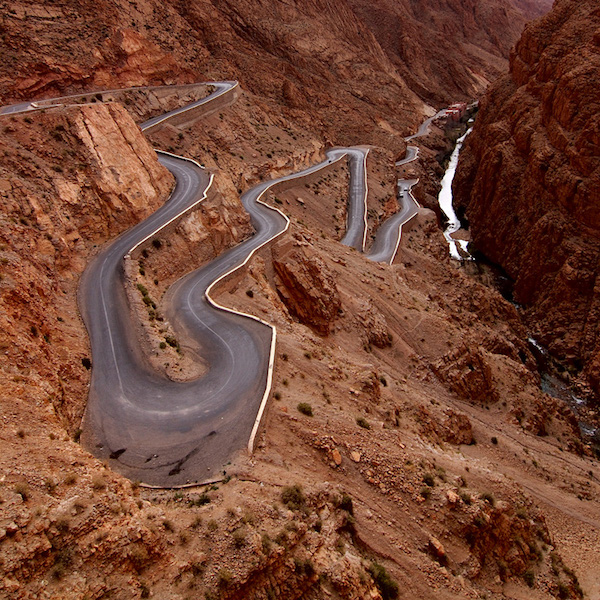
[453,0,600,397]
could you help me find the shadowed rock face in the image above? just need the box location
[453,0,600,398]
[1,0,547,136]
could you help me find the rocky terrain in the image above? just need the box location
[1,0,599,599]
[453,0,600,401]
[0,0,551,137]
[347,0,547,105]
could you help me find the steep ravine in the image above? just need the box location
[453,0,600,403]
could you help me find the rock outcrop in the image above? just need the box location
[0,0,551,148]
[0,103,173,429]
[453,0,600,398]
[357,300,392,349]
[416,407,475,445]
[433,345,499,405]
[272,237,341,336]
[347,0,547,105]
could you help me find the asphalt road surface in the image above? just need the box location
[368,110,446,263]
[2,82,446,485]
[141,82,237,131]
[339,148,369,251]
[367,179,419,263]
[80,141,370,486]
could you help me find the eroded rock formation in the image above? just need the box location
[272,237,342,336]
[0,103,173,427]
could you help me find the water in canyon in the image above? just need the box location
[437,128,473,260]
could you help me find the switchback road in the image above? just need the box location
[2,84,448,485]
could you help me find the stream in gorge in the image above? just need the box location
[437,128,473,260]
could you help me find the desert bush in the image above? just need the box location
[91,474,106,491]
[459,491,472,505]
[523,570,535,588]
[297,403,313,416]
[14,482,30,501]
[481,492,496,506]
[160,519,173,532]
[336,492,354,515]
[422,473,435,487]
[356,417,371,430]
[232,528,247,548]
[218,568,233,586]
[368,562,399,600]
[207,519,218,531]
[281,485,306,510]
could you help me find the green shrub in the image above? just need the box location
[481,492,496,506]
[297,403,313,417]
[368,562,399,600]
[281,485,306,510]
[356,416,371,430]
[422,473,435,487]
[232,528,247,548]
[14,482,30,501]
[165,336,179,348]
[189,493,210,507]
[261,533,272,553]
[163,519,175,532]
[336,493,354,515]
[207,519,218,531]
[218,568,233,586]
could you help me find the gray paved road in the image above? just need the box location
[368,109,446,263]
[78,152,279,486]
[367,179,419,263]
[3,82,445,485]
[80,142,370,486]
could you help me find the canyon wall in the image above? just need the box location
[453,0,600,397]
[0,102,174,430]
[0,0,548,139]
[347,0,542,105]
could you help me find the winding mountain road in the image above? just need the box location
[3,82,447,486]
[367,111,446,263]
[81,140,368,486]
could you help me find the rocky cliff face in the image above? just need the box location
[453,0,600,397]
[347,0,539,105]
[273,237,342,336]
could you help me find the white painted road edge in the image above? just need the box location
[125,151,211,259]
[387,177,421,265]
[360,149,370,252]
[205,153,348,453]
[5,81,452,475]
[140,82,239,132]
